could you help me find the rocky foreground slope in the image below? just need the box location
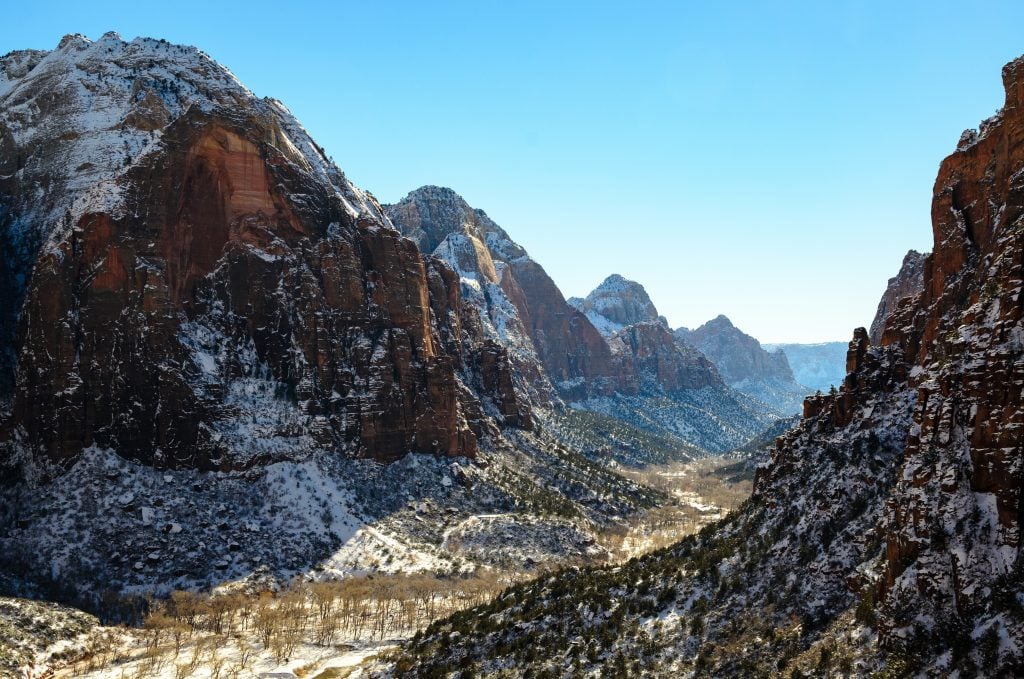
[390,54,1024,678]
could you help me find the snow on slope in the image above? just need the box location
[0,31,384,255]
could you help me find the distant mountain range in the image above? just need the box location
[762,341,849,393]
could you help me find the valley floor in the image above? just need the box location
[4,456,751,679]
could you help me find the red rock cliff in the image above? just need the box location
[0,36,524,471]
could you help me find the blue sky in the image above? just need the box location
[5,1,1024,342]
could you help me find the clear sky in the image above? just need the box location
[5,1,1024,342]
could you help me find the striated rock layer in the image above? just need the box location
[0,35,528,473]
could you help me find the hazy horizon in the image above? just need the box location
[6,1,1024,342]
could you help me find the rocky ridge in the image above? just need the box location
[387,190,776,454]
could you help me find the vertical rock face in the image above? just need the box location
[868,249,926,345]
[0,36,527,472]
[870,57,1024,619]
[679,315,809,413]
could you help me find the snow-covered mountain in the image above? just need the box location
[387,192,779,454]
[678,314,809,414]
[568,274,663,335]
[0,32,518,472]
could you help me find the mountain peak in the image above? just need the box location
[683,314,805,412]
[386,186,523,259]
[403,184,467,204]
[598,273,630,287]
[578,275,660,335]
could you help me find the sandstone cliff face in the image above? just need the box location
[869,58,1024,624]
[762,53,1024,662]
[0,36,525,472]
[868,249,926,345]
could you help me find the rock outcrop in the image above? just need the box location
[0,35,527,473]
[868,249,926,345]
[679,315,809,413]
